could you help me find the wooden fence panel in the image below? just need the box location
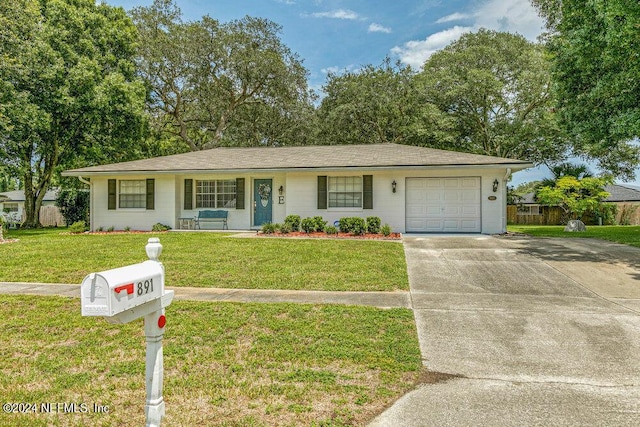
[507,205,563,225]
[20,206,66,227]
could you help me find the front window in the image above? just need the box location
[3,203,19,213]
[328,176,362,208]
[196,180,236,208]
[119,180,146,208]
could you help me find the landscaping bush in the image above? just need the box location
[69,221,86,234]
[338,217,355,233]
[300,217,316,233]
[350,217,366,235]
[261,222,277,234]
[151,223,171,232]
[366,216,381,234]
[312,216,327,232]
[278,223,292,234]
[284,215,301,231]
[325,225,339,235]
[381,224,392,237]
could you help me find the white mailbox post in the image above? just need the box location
[80,238,173,427]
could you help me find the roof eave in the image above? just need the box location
[62,162,533,177]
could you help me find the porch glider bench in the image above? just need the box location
[195,210,228,230]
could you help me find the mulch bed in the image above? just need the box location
[257,231,402,240]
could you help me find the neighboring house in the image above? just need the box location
[62,143,531,234]
[0,190,64,227]
[508,184,640,225]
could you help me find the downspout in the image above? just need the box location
[78,176,93,231]
[502,168,512,232]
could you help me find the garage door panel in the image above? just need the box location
[406,177,481,233]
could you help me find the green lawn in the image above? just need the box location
[507,225,640,248]
[0,295,422,427]
[0,228,408,291]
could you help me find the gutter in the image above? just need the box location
[78,176,93,231]
[62,163,533,177]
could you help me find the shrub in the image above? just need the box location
[350,217,366,235]
[366,216,381,234]
[284,215,301,231]
[312,216,327,232]
[338,217,355,233]
[279,222,292,234]
[69,221,86,234]
[325,225,339,235]
[124,226,131,232]
[381,224,392,237]
[300,217,316,233]
[261,222,277,234]
[55,188,89,226]
[152,223,171,232]
[107,226,115,232]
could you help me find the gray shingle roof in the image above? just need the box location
[63,143,531,176]
[603,184,640,202]
[0,190,58,202]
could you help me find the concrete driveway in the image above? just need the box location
[370,235,640,426]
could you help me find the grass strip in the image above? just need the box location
[507,225,640,248]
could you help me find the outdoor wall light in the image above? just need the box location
[392,180,397,193]
[492,179,499,192]
[278,185,284,195]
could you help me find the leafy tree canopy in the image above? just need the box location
[0,0,147,227]
[531,0,640,179]
[536,175,612,220]
[131,0,315,151]
[316,59,453,147]
[418,29,569,164]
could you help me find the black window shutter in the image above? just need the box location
[146,179,155,210]
[317,176,327,209]
[363,175,373,209]
[108,179,116,210]
[236,178,245,209]
[184,179,193,210]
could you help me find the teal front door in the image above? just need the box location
[253,179,273,226]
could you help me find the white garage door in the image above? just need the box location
[406,177,481,232]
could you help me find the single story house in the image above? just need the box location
[509,184,640,225]
[62,143,531,234]
[0,190,63,227]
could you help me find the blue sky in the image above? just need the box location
[104,0,640,186]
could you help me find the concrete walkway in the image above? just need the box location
[0,282,410,309]
[370,235,640,426]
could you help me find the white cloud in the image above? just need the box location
[310,9,361,20]
[391,26,472,68]
[392,0,545,69]
[435,12,471,24]
[368,23,392,34]
[474,0,545,41]
[321,64,361,75]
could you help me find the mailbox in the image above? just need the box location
[81,260,164,318]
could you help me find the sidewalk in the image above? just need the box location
[0,282,410,309]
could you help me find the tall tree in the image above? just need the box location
[531,0,640,180]
[0,0,147,227]
[132,0,314,151]
[418,29,568,163]
[317,60,453,147]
